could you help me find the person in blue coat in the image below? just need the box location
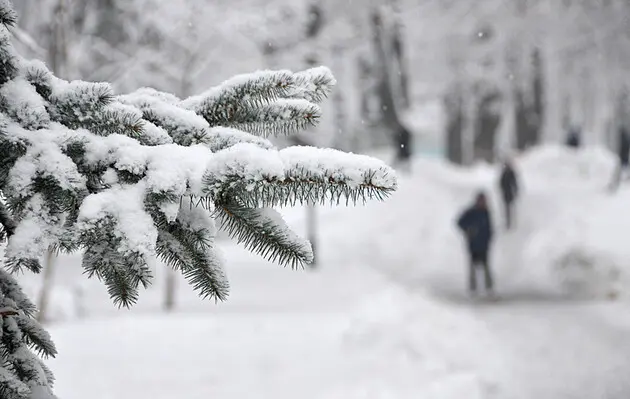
[457,192,494,295]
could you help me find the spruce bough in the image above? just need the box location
[0,2,397,398]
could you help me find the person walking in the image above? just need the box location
[457,192,494,296]
[498,159,519,229]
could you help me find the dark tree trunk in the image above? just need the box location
[370,9,412,164]
[445,84,464,164]
[530,48,545,144]
[474,89,502,162]
[514,48,545,151]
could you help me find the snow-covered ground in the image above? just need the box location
[27,145,630,398]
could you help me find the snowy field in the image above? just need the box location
[22,145,630,398]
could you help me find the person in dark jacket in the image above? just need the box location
[457,192,494,295]
[498,159,519,229]
[609,126,630,191]
[566,125,581,149]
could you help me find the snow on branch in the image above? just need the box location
[205,126,275,152]
[0,76,49,129]
[182,69,295,124]
[203,144,397,208]
[288,66,336,103]
[49,81,145,137]
[0,1,16,29]
[182,68,330,137]
[119,90,208,146]
[76,184,156,307]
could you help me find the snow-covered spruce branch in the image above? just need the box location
[118,89,276,149]
[214,197,313,269]
[182,70,296,123]
[0,3,16,29]
[218,98,321,137]
[149,196,229,302]
[203,144,397,208]
[0,269,37,317]
[183,67,335,132]
[288,66,337,103]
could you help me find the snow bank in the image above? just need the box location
[518,144,616,189]
[332,285,519,398]
[525,187,630,300]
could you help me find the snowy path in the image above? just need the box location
[348,161,630,399]
[43,150,630,398]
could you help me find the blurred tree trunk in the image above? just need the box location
[331,44,349,151]
[514,48,545,150]
[530,48,545,145]
[370,9,411,166]
[474,88,502,162]
[49,0,69,79]
[445,83,464,164]
[37,248,56,323]
[38,0,70,323]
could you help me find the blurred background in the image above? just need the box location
[11,0,630,398]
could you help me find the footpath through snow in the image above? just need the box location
[40,145,630,398]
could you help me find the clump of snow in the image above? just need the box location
[119,91,210,145]
[0,76,49,129]
[76,183,158,258]
[7,125,86,197]
[140,121,173,146]
[205,143,286,190]
[4,195,59,261]
[206,126,275,152]
[124,87,181,105]
[280,146,397,190]
[145,144,213,196]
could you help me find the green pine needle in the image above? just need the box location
[0,270,37,317]
[0,5,17,28]
[155,224,229,302]
[15,316,57,358]
[188,70,295,125]
[4,258,41,274]
[214,197,313,269]
[83,244,140,309]
[205,169,395,210]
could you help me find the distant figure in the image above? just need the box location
[610,125,630,192]
[498,159,519,229]
[393,123,413,172]
[566,125,581,148]
[457,192,494,296]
